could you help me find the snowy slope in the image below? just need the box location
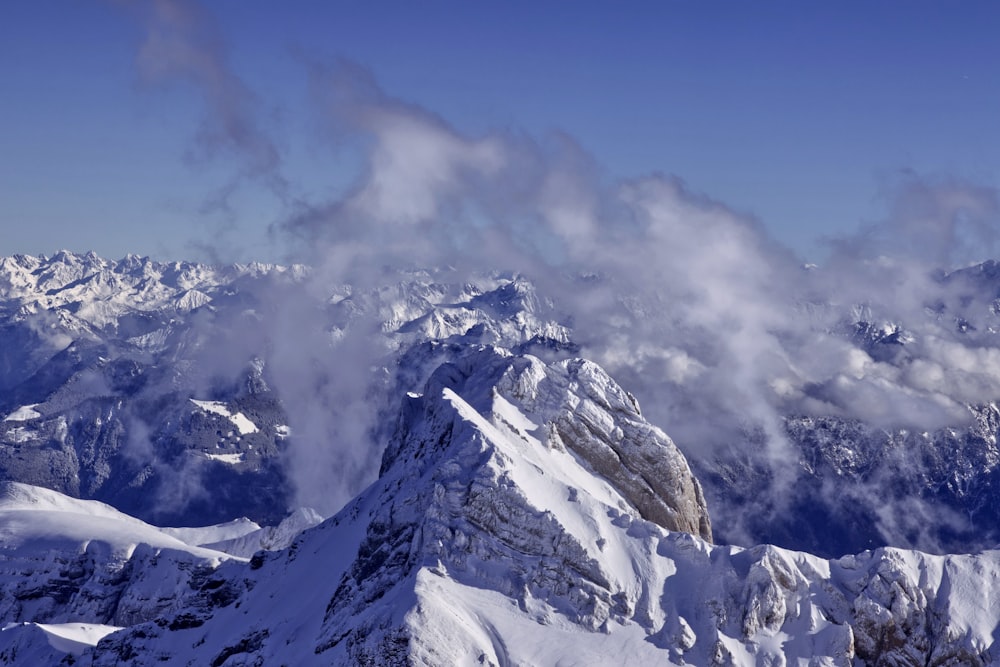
[0,348,982,665]
[0,622,122,666]
[201,507,323,558]
[159,517,262,547]
[0,482,232,560]
[0,482,240,630]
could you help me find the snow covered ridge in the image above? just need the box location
[5,349,1000,665]
[0,481,238,636]
[0,482,322,664]
[12,249,1000,558]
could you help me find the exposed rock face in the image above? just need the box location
[498,355,712,540]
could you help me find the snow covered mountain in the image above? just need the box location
[0,481,245,634]
[0,480,239,665]
[0,252,575,529]
[5,346,1000,665]
[0,252,300,527]
[8,251,1000,561]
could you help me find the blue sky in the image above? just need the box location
[2,1,998,262]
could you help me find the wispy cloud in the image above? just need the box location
[131,0,288,252]
[122,1,1000,551]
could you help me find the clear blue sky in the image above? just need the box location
[2,1,998,262]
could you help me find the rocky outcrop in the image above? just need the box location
[496,355,712,540]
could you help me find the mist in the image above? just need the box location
[127,1,1000,552]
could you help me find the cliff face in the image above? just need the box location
[497,354,712,540]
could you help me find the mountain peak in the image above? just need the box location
[315,347,712,660]
[380,347,711,542]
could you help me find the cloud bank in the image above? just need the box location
[126,2,1000,552]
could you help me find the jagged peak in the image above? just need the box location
[115,253,154,274]
[469,274,543,316]
[50,249,79,263]
[379,346,711,541]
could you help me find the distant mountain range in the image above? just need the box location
[5,251,1000,663]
